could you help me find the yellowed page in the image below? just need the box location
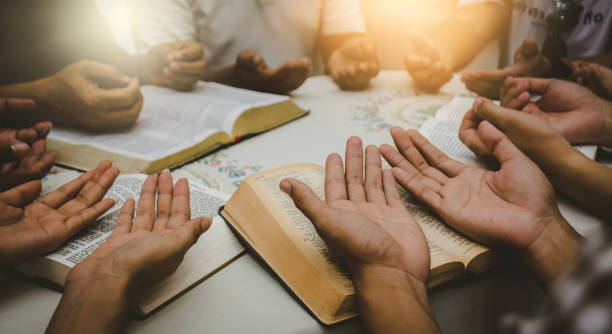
[248,165,354,295]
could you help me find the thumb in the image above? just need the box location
[0,180,42,207]
[83,62,131,88]
[279,178,330,233]
[472,97,526,132]
[520,38,540,58]
[476,121,523,164]
[174,217,212,252]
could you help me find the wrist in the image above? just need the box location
[353,265,429,304]
[598,99,612,147]
[521,212,582,287]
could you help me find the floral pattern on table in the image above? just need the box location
[351,91,412,132]
[197,152,263,189]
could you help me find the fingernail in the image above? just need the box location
[279,180,291,194]
[11,142,29,156]
[162,168,170,174]
[473,97,484,111]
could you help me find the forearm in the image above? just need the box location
[354,266,441,334]
[521,213,583,287]
[0,78,59,126]
[320,33,365,66]
[430,3,508,71]
[46,278,130,334]
[535,144,612,219]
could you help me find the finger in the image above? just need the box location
[519,38,539,58]
[32,122,52,140]
[27,150,57,179]
[0,98,37,117]
[405,129,467,177]
[58,164,119,215]
[154,170,173,231]
[64,198,116,236]
[14,128,38,144]
[132,174,158,232]
[364,145,386,203]
[0,180,42,207]
[98,78,142,110]
[83,61,131,88]
[518,77,553,95]
[389,127,429,172]
[382,169,403,207]
[167,178,191,229]
[345,136,366,202]
[324,153,348,203]
[500,76,531,110]
[169,59,206,76]
[459,107,491,156]
[38,163,106,208]
[391,167,442,211]
[273,61,310,93]
[476,121,524,164]
[472,97,521,133]
[111,198,135,236]
[172,217,212,254]
[164,68,198,91]
[173,41,204,62]
[380,143,442,191]
[359,61,379,78]
[280,178,330,231]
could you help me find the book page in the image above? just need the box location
[250,166,354,292]
[43,174,239,268]
[419,119,485,168]
[48,82,288,161]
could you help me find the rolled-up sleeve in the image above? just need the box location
[129,0,197,53]
[321,0,366,35]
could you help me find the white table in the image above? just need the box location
[0,71,606,334]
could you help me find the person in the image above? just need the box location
[0,97,55,191]
[462,0,612,98]
[131,0,380,93]
[0,0,207,131]
[403,0,510,93]
[45,171,211,333]
[460,84,612,218]
[280,127,584,333]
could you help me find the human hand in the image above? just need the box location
[328,36,380,91]
[66,171,211,306]
[44,60,143,131]
[461,39,552,99]
[0,139,56,191]
[146,40,206,91]
[500,76,612,146]
[403,33,453,93]
[571,60,612,100]
[0,98,52,163]
[280,136,429,283]
[0,161,118,270]
[234,49,311,94]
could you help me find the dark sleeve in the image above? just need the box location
[0,0,129,85]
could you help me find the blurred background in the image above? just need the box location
[96,0,499,72]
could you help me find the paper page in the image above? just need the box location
[420,119,485,168]
[428,241,460,270]
[43,174,237,268]
[48,82,288,161]
[251,166,354,291]
[434,97,475,123]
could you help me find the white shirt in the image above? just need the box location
[131,0,366,73]
[503,0,611,66]
[455,0,611,67]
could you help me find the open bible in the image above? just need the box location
[48,82,308,173]
[220,164,496,325]
[17,173,244,316]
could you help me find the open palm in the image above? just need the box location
[380,126,561,251]
[67,171,211,304]
[281,137,430,282]
[0,161,119,270]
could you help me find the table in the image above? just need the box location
[0,71,607,334]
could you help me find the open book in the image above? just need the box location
[420,97,599,167]
[17,174,244,316]
[48,82,308,174]
[219,164,496,325]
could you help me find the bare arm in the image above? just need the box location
[430,2,509,71]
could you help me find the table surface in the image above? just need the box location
[0,71,607,334]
